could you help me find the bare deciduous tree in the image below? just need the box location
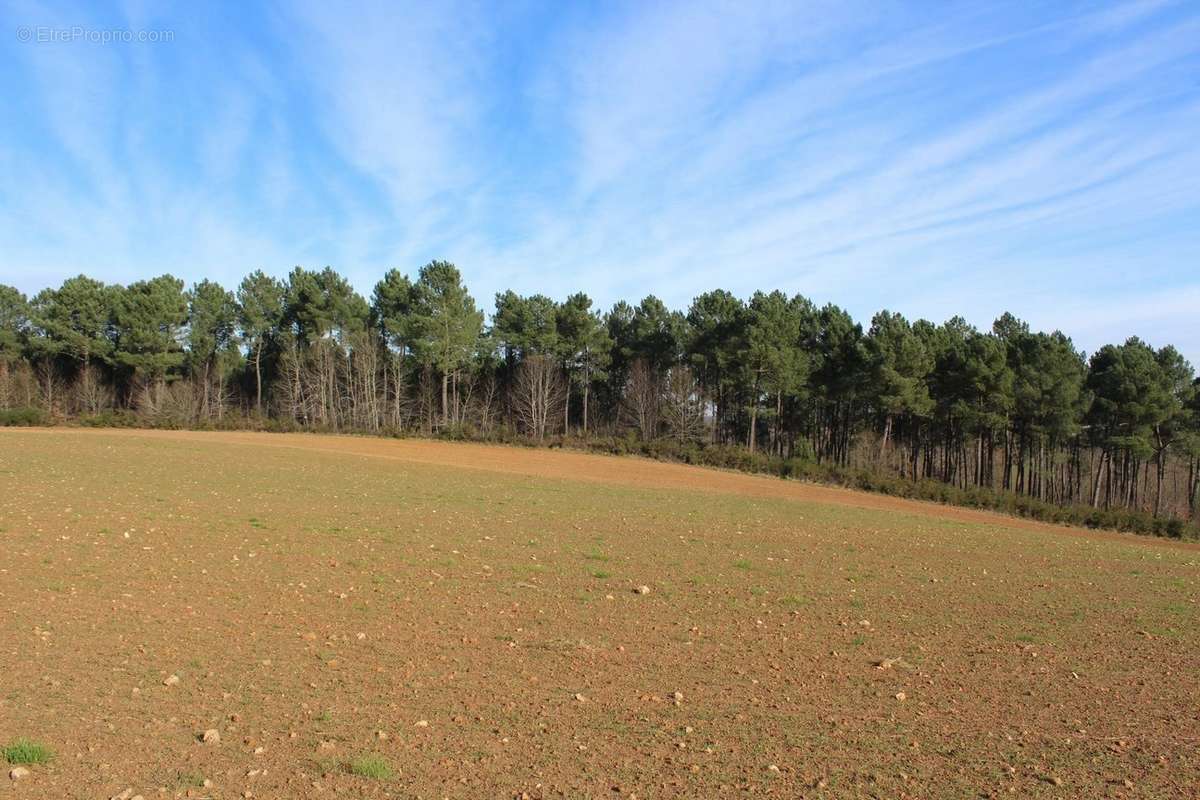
[623,358,662,441]
[512,354,567,441]
[663,365,706,443]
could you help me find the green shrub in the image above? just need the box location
[0,407,47,426]
[78,410,139,428]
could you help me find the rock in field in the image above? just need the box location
[201,728,221,744]
[9,767,30,781]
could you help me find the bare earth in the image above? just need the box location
[1,428,1197,799]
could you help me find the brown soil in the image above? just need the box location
[2,428,1198,799]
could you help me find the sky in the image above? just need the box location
[1,0,1198,363]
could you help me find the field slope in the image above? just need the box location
[1,429,1198,798]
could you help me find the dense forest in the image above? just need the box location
[2,263,1198,535]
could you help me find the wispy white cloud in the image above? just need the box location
[0,0,1196,363]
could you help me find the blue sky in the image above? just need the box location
[1,0,1198,362]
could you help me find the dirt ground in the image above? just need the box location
[1,428,1198,799]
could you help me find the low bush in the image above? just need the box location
[0,407,48,426]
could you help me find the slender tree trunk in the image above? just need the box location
[582,382,589,436]
[1155,451,1165,518]
[975,433,984,487]
[254,347,263,413]
[1188,457,1198,518]
[1091,449,1106,508]
[775,390,783,457]
[747,377,760,453]
[441,371,449,430]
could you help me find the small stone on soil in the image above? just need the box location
[9,767,30,781]
[201,728,221,744]
[634,585,651,595]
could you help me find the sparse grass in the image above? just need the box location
[348,754,394,779]
[591,568,611,579]
[733,559,752,570]
[3,738,53,765]
[1015,633,1038,644]
[175,770,206,788]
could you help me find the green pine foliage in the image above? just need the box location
[2,265,1198,539]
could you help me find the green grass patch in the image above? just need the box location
[3,738,53,765]
[348,754,394,779]
[175,771,206,788]
[591,569,611,579]
[733,559,752,570]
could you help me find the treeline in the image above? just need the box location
[1,263,1198,535]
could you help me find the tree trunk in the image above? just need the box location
[747,377,759,453]
[1188,457,1197,518]
[441,371,449,430]
[582,382,589,436]
[775,390,783,457]
[748,405,758,453]
[1091,449,1106,508]
[254,347,263,413]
